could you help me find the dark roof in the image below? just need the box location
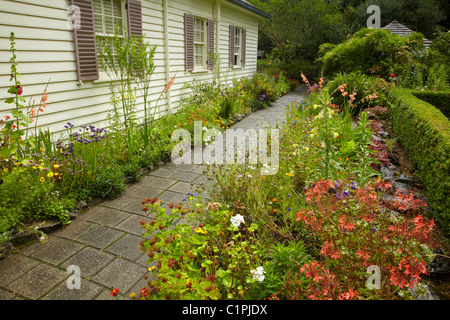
[382,20,432,46]
[225,0,271,19]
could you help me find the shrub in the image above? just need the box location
[411,90,450,119]
[318,28,424,80]
[325,72,389,116]
[295,178,436,299]
[139,199,262,300]
[387,88,450,233]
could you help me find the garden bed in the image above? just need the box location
[136,76,450,300]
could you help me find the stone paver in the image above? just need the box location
[0,86,306,300]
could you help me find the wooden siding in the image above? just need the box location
[0,0,260,137]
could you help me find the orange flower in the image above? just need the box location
[110,288,120,297]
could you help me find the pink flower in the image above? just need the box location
[390,73,395,78]
[16,85,23,95]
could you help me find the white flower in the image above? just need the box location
[250,266,266,282]
[230,214,245,228]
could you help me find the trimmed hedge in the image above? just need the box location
[411,90,450,119]
[387,88,450,234]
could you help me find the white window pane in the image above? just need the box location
[94,0,123,35]
[103,0,113,16]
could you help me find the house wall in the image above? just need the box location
[0,0,260,138]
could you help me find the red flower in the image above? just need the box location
[390,73,395,78]
[110,288,120,297]
[16,85,23,95]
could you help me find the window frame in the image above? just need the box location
[234,27,242,67]
[193,16,208,71]
[93,0,128,80]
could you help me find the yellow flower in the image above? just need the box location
[2,168,7,173]
[148,266,156,272]
[130,292,136,298]
[195,227,207,234]
[53,164,60,169]
[47,172,54,178]
[40,177,45,182]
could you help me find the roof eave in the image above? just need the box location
[225,0,271,19]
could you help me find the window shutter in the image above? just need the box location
[71,0,99,81]
[127,0,143,37]
[184,13,195,72]
[241,28,246,67]
[229,25,235,67]
[207,19,215,70]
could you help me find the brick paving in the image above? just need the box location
[0,86,306,300]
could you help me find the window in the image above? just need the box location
[93,0,125,36]
[93,0,127,73]
[234,27,242,66]
[194,17,207,70]
[184,13,214,72]
[71,0,143,82]
[229,25,246,68]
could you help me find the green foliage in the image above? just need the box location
[249,0,349,61]
[140,200,262,300]
[354,0,446,39]
[326,72,389,116]
[249,240,312,299]
[411,90,450,118]
[0,165,74,233]
[388,88,450,233]
[87,166,126,200]
[319,28,423,80]
[425,63,449,90]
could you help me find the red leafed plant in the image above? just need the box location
[295,178,437,299]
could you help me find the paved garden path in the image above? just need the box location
[0,86,307,300]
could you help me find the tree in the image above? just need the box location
[355,0,446,39]
[249,0,349,61]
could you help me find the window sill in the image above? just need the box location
[190,69,210,74]
[232,66,243,69]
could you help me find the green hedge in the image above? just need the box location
[411,90,450,119]
[387,88,450,234]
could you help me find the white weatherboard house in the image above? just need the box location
[0,0,269,135]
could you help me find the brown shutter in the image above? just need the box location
[207,19,215,70]
[241,28,246,67]
[229,25,235,67]
[71,0,99,81]
[184,13,195,72]
[127,0,143,37]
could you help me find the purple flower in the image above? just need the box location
[351,182,357,190]
[343,190,349,197]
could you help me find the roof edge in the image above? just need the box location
[225,0,271,19]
